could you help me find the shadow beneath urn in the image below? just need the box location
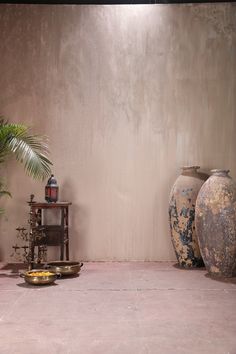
[205,273,236,284]
[173,263,206,271]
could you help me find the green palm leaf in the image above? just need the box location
[0,119,52,181]
[0,190,11,197]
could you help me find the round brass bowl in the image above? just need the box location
[45,261,83,276]
[20,269,58,285]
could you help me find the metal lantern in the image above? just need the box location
[45,174,59,203]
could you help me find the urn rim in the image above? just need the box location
[182,165,200,171]
[211,169,230,176]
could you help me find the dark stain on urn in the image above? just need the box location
[169,200,204,268]
[169,197,204,268]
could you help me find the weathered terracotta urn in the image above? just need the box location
[195,169,236,277]
[169,166,207,268]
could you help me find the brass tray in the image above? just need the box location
[45,261,83,276]
[20,269,59,285]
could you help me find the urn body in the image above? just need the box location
[169,166,207,268]
[195,169,236,277]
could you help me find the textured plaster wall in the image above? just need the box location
[0,4,236,261]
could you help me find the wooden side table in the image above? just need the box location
[28,201,72,269]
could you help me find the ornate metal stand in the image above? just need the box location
[11,226,47,265]
[11,195,72,270]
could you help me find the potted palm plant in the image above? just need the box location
[0,118,52,212]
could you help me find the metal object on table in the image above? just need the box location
[20,269,60,285]
[45,261,83,276]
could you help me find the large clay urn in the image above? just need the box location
[195,169,236,277]
[169,166,207,268]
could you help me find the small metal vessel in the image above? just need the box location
[20,269,59,285]
[45,261,83,276]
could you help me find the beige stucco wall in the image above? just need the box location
[0,3,235,262]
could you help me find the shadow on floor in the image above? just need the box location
[0,263,27,272]
[205,273,236,284]
[0,274,20,278]
[173,263,236,283]
[173,263,206,271]
[0,263,27,278]
[57,274,80,280]
[17,282,59,288]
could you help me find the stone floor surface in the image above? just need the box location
[0,262,236,354]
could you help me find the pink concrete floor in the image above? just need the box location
[0,262,236,354]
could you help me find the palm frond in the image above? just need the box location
[0,190,11,198]
[0,121,52,180]
[0,119,27,163]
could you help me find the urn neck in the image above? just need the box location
[181,166,200,175]
[211,169,230,177]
